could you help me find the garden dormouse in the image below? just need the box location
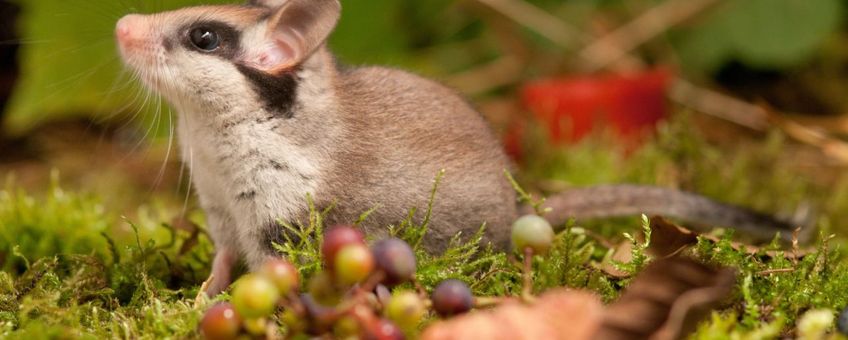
[115,0,803,295]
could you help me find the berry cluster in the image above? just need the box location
[200,215,555,339]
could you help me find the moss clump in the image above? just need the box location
[2,115,848,338]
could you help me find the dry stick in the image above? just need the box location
[769,112,848,164]
[669,79,770,131]
[756,268,795,275]
[475,296,517,308]
[194,274,213,308]
[576,0,723,72]
[448,56,525,95]
[474,0,584,47]
[473,0,641,71]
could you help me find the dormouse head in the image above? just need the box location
[115,0,340,110]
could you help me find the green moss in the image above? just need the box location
[2,114,848,337]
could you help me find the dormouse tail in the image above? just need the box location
[528,185,812,243]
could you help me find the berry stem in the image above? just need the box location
[521,247,536,303]
[413,278,429,298]
[474,296,516,308]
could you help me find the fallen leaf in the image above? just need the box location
[600,240,634,278]
[597,257,736,340]
[649,216,814,259]
[649,216,699,258]
[423,256,734,340]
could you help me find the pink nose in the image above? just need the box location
[116,14,145,45]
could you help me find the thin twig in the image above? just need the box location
[474,0,584,48]
[668,79,770,130]
[474,296,517,308]
[194,274,213,308]
[756,268,795,275]
[577,0,723,72]
[447,56,524,94]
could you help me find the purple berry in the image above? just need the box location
[431,279,473,318]
[372,238,417,286]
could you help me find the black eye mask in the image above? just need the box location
[180,21,241,60]
[176,19,299,118]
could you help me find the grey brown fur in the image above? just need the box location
[116,0,802,296]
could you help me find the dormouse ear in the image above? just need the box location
[249,0,341,74]
[247,0,288,9]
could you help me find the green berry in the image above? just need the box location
[243,317,267,336]
[385,291,426,330]
[511,214,555,254]
[200,303,242,340]
[333,315,361,338]
[231,274,280,319]
[334,244,375,285]
[281,309,307,334]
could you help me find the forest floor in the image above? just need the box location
[1,111,848,338]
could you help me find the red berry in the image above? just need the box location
[200,303,242,340]
[334,244,375,285]
[322,225,366,269]
[364,319,405,340]
[371,238,417,286]
[431,279,473,318]
[259,258,299,295]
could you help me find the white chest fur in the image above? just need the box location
[176,106,323,269]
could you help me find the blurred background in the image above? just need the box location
[1,0,848,233]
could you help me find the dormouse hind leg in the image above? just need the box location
[205,248,237,297]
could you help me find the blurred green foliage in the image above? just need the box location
[2,0,472,136]
[2,0,845,135]
[674,0,844,75]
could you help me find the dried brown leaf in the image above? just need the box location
[649,217,698,258]
[649,216,813,260]
[596,257,735,340]
[600,241,634,278]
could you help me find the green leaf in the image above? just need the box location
[722,0,842,67]
[3,0,232,136]
[675,0,842,73]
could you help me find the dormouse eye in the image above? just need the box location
[189,27,220,51]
